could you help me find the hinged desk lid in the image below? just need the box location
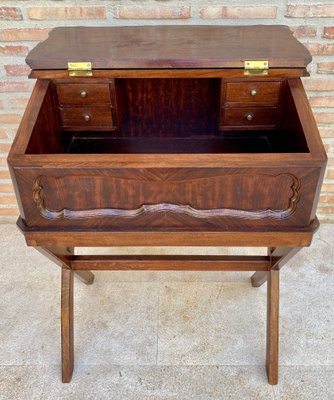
[26,25,311,70]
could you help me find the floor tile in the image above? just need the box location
[74,281,159,365]
[273,366,334,400]
[0,281,60,365]
[280,282,334,340]
[158,282,267,365]
[0,366,46,400]
[0,224,59,284]
[279,282,334,366]
[280,336,334,366]
[40,365,275,400]
[281,223,334,285]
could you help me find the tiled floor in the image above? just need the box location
[0,223,333,399]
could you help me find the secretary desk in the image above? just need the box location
[7,25,327,384]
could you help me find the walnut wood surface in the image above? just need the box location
[266,269,279,385]
[70,255,270,271]
[30,69,308,80]
[34,246,73,269]
[222,107,277,128]
[34,246,95,285]
[287,79,328,219]
[115,78,220,136]
[251,271,269,288]
[16,167,318,229]
[56,83,111,106]
[270,246,302,270]
[60,106,113,128]
[7,80,62,158]
[9,78,326,165]
[225,81,281,105]
[251,246,304,287]
[72,270,95,285]
[26,25,312,70]
[17,216,319,248]
[61,267,74,383]
[8,77,326,232]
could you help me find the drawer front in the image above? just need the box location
[223,107,277,127]
[56,84,111,105]
[225,82,280,105]
[60,107,113,128]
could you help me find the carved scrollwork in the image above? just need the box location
[33,173,301,221]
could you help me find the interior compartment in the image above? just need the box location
[25,78,310,155]
[65,135,273,154]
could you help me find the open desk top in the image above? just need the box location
[26,25,312,71]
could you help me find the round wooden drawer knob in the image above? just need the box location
[80,90,87,98]
[83,114,91,122]
[250,89,257,96]
[246,113,253,121]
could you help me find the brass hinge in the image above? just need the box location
[244,60,269,76]
[67,62,92,77]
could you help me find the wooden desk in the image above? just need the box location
[8,25,327,384]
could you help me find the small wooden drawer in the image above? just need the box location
[60,106,113,128]
[56,84,111,106]
[225,82,281,106]
[222,107,277,128]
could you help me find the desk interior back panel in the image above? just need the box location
[115,78,221,137]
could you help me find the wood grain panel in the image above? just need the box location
[60,106,113,128]
[225,81,281,105]
[56,83,111,106]
[33,172,300,220]
[222,107,277,128]
[18,216,319,248]
[23,83,62,154]
[116,78,220,136]
[12,166,321,229]
[26,26,312,70]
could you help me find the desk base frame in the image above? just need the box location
[18,218,318,385]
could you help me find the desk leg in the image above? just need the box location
[266,269,279,385]
[61,267,74,383]
[251,271,268,287]
[251,247,301,288]
[73,270,95,285]
[35,246,95,285]
[251,247,273,287]
[64,248,95,285]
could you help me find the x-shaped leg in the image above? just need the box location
[251,247,301,288]
[34,246,94,382]
[34,246,95,285]
[252,247,301,384]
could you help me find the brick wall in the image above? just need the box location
[1,1,334,222]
